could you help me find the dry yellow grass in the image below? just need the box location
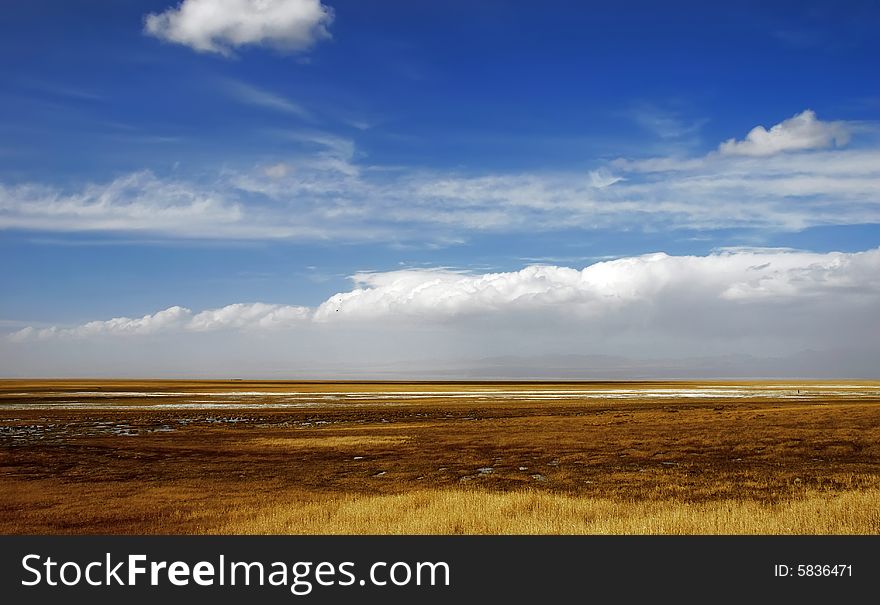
[216,487,880,535]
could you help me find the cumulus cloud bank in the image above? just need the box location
[718,110,851,157]
[10,303,310,341]
[144,0,333,56]
[314,247,880,321]
[11,248,880,346]
[7,247,880,377]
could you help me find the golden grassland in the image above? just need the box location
[3,477,877,535]
[219,486,880,535]
[1,379,879,534]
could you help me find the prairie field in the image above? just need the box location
[1,380,879,534]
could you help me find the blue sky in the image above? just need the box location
[2,1,879,377]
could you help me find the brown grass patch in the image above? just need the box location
[249,435,410,449]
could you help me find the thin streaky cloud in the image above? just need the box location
[220,78,312,120]
[21,79,104,102]
[1,111,879,241]
[627,102,708,141]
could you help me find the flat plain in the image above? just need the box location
[1,380,879,534]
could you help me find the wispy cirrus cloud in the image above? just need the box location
[19,79,104,102]
[220,79,311,119]
[0,111,877,241]
[628,102,707,142]
[0,171,247,237]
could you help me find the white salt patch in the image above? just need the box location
[3,384,879,411]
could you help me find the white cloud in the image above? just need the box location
[0,171,249,237]
[313,247,880,321]
[11,248,880,345]
[14,306,193,340]
[718,110,852,156]
[588,168,623,188]
[1,112,877,241]
[7,248,880,377]
[188,302,310,331]
[144,0,333,56]
[9,303,310,341]
[0,170,364,240]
